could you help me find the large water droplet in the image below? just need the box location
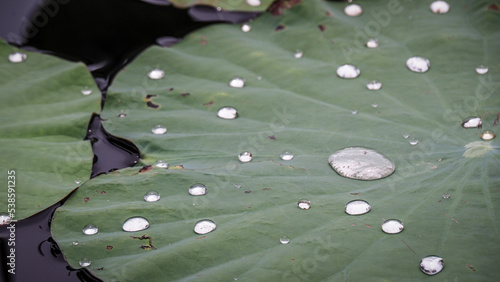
[366,39,379,48]
[238,151,253,162]
[151,124,167,135]
[294,50,303,59]
[229,77,245,88]
[189,183,207,196]
[81,87,92,95]
[328,147,395,180]
[241,23,252,32]
[280,150,294,161]
[337,64,360,79]
[217,106,239,119]
[409,138,419,145]
[420,256,444,275]
[381,219,404,234]
[144,191,161,202]
[79,258,91,267]
[462,117,482,128]
[481,130,495,141]
[154,160,168,168]
[0,213,12,225]
[430,1,450,14]
[475,65,488,75]
[297,199,311,210]
[194,219,216,234]
[344,4,363,16]
[246,0,261,7]
[406,56,430,73]
[345,200,371,215]
[82,224,98,235]
[8,52,27,63]
[366,80,382,90]
[122,217,150,232]
[148,68,165,79]
[280,235,291,244]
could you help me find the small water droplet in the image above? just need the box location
[420,256,444,275]
[144,191,161,202]
[462,117,482,128]
[328,147,395,180]
[217,106,239,119]
[406,56,430,73]
[475,65,488,75]
[118,110,127,118]
[257,75,262,80]
[297,199,311,210]
[481,130,495,141]
[366,39,378,48]
[246,0,261,7]
[430,1,450,14]
[337,64,360,79]
[442,194,451,199]
[8,52,27,63]
[241,23,252,32]
[294,50,303,59]
[151,125,167,135]
[154,160,168,168]
[409,138,419,145]
[371,103,378,108]
[148,68,165,79]
[81,86,92,95]
[280,235,291,244]
[79,258,91,267]
[122,217,150,232]
[82,224,98,235]
[238,151,253,162]
[72,241,79,246]
[234,184,242,189]
[0,213,12,225]
[189,183,207,196]
[366,80,382,90]
[75,178,82,185]
[351,109,358,115]
[280,150,294,161]
[194,219,216,234]
[345,200,371,215]
[381,219,404,234]
[344,4,363,16]
[229,77,245,88]
[402,134,410,139]
[216,6,222,11]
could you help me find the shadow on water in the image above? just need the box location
[0,0,261,281]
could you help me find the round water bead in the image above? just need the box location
[344,4,362,16]
[381,219,404,234]
[189,183,207,196]
[475,65,488,75]
[280,150,294,161]
[151,125,167,135]
[366,39,379,48]
[462,117,482,128]
[409,138,419,145]
[430,1,449,14]
[345,200,371,215]
[297,199,311,210]
[122,217,150,232]
[241,23,252,32]
[194,219,216,234]
[328,147,395,180]
[280,235,291,244]
[118,110,127,118]
[8,52,27,63]
[82,224,98,235]
[481,130,495,141]
[420,256,444,275]
[144,190,161,202]
[246,0,261,7]
[81,87,92,95]
[79,258,91,267]
[294,50,303,59]
[238,151,253,162]
[337,64,360,79]
[0,213,12,225]
[406,56,430,73]
[148,68,165,79]
[154,160,168,168]
[217,106,239,120]
[229,77,245,88]
[366,80,382,90]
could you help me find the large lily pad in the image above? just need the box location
[0,39,99,219]
[52,0,500,280]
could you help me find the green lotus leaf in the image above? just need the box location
[52,0,500,280]
[0,39,99,219]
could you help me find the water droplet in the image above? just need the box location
[297,199,311,210]
[344,4,363,16]
[345,200,371,215]
[148,68,165,79]
[475,65,488,75]
[381,219,404,234]
[118,110,127,118]
[257,75,262,80]
[481,130,495,141]
[217,106,239,120]
[337,64,360,79]
[328,147,395,180]
[154,160,169,168]
[280,150,294,161]
[81,87,92,95]
[462,117,482,128]
[371,103,378,108]
[238,151,253,162]
[409,138,419,145]
[430,1,450,14]
[351,109,358,115]
[241,23,252,32]
[8,52,27,63]
[402,134,410,139]
[294,50,303,59]
[442,194,451,199]
[144,191,161,202]
[122,217,150,232]
[366,80,382,90]
[0,213,12,225]
[406,56,430,73]
[72,241,79,246]
[420,256,444,275]
[366,39,379,48]
[280,235,291,244]
[229,77,245,88]
[246,0,261,7]
[82,224,98,235]
[194,219,216,234]
[79,258,91,267]
[151,125,167,135]
[189,183,207,196]
[75,178,82,185]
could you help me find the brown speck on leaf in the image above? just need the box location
[106,245,113,250]
[263,187,271,190]
[145,94,157,99]
[365,224,372,228]
[318,25,326,32]
[466,264,476,271]
[244,190,252,194]
[169,88,174,91]
[203,100,214,106]
[139,165,153,173]
[350,192,360,195]
[96,267,104,271]
[181,93,190,97]
[326,11,332,16]
[195,236,206,239]
[268,135,276,140]
[488,3,499,10]
[145,94,160,109]
[101,191,106,195]
[200,37,207,45]
[131,235,156,250]
[267,0,302,16]
[275,24,285,31]
[84,197,90,203]
[493,112,499,126]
